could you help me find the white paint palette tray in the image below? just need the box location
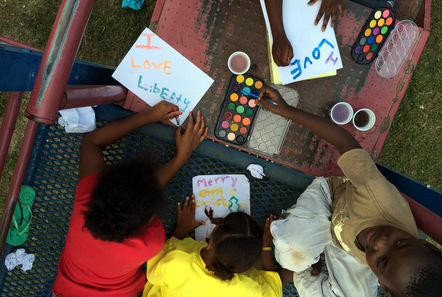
[247,84,299,156]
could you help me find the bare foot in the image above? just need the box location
[311,258,323,275]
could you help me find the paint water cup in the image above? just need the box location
[353,108,376,131]
[228,51,251,75]
[330,102,353,125]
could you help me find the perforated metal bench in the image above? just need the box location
[0,103,393,297]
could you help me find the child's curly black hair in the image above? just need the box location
[83,156,164,242]
[206,212,263,281]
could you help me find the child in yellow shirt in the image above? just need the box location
[143,196,282,297]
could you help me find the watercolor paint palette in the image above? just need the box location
[248,84,299,156]
[214,74,263,145]
[351,8,396,64]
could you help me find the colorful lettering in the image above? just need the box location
[131,56,141,68]
[160,88,169,100]
[163,61,172,75]
[290,59,302,80]
[312,47,320,60]
[325,51,338,65]
[318,38,334,49]
[135,33,161,50]
[304,57,313,69]
[137,75,148,91]
[199,187,224,197]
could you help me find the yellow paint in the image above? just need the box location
[236,75,245,83]
[364,28,371,37]
[198,187,224,197]
[196,197,228,207]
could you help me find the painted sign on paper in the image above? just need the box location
[112,28,214,124]
[192,174,250,241]
[261,0,343,84]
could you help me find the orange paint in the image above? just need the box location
[376,35,383,43]
[378,18,385,27]
[364,28,371,37]
[233,114,242,123]
[136,33,161,49]
[132,57,172,74]
[131,56,141,68]
[242,117,251,126]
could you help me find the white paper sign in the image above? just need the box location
[261,0,343,84]
[192,174,250,241]
[112,28,214,124]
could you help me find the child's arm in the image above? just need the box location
[264,0,293,66]
[262,215,277,272]
[309,0,344,32]
[257,85,360,155]
[79,101,182,180]
[204,206,224,225]
[172,195,205,240]
[155,110,208,189]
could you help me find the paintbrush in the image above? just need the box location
[241,90,278,106]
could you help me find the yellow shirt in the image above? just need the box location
[143,237,282,297]
[328,149,420,265]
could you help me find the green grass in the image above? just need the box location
[0,0,440,213]
[376,3,442,190]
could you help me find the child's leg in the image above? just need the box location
[291,243,378,297]
[271,177,332,273]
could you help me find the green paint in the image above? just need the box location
[227,103,235,111]
[381,26,388,34]
[228,196,240,212]
[371,44,378,51]
[245,108,254,116]
[236,105,245,114]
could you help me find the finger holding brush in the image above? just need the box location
[256,85,292,117]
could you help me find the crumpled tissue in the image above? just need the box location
[246,164,266,179]
[5,249,35,271]
[58,106,96,133]
[122,0,144,10]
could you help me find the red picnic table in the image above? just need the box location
[124,0,431,177]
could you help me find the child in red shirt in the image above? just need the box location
[52,101,208,297]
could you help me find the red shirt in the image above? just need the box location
[52,174,165,297]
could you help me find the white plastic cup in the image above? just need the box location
[353,108,376,131]
[330,102,353,125]
[227,51,251,75]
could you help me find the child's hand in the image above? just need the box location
[256,85,291,117]
[145,101,182,123]
[309,0,343,32]
[263,214,276,248]
[172,195,205,240]
[204,207,224,225]
[272,33,294,67]
[175,110,208,161]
